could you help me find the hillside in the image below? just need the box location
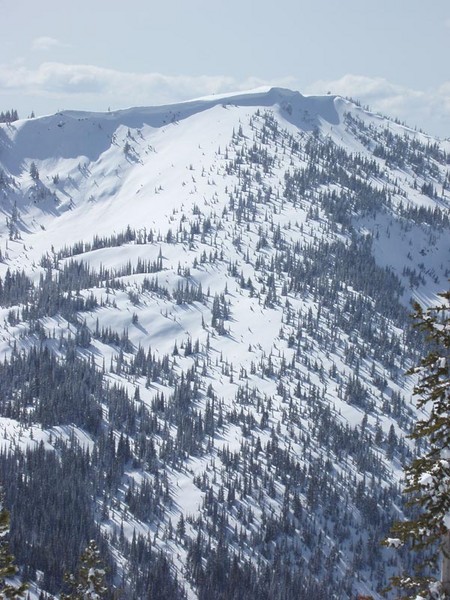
[0,87,449,599]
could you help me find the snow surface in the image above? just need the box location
[0,86,449,599]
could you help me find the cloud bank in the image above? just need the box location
[0,61,294,107]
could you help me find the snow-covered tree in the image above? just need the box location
[385,290,450,599]
[61,540,107,599]
[0,493,28,598]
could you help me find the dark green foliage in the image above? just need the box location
[61,540,108,599]
[0,493,27,598]
[385,290,450,598]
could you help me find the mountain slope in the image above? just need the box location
[0,88,449,599]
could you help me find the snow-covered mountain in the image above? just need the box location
[0,87,449,599]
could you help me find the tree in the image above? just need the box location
[0,110,19,124]
[384,290,450,599]
[29,162,39,181]
[0,493,28,598]
[61,540,108,599]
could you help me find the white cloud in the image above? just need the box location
[307,74,450,138]
[32,36,68,51]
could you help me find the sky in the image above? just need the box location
[1,0,450,138]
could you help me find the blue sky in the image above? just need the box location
[1,0,449,137]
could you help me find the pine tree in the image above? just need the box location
[29,162,39,181]
[61,540,108,599]
[0,494,28,599]
[384,290,450,599]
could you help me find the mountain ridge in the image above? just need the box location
[0,87,449,598]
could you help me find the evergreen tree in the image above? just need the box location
[29,162,39,181]
[61,540,108,599]
[384,290,450,599]
[0,493,27,599]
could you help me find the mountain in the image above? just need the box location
[0,87,449,599]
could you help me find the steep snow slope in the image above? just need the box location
[0,88,449,599]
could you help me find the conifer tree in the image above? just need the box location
[61,540,108,600]
[0,493,28,599]
[29,162,39,181]
[384,290,450,599]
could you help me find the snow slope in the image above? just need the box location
[0,87,449,599]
